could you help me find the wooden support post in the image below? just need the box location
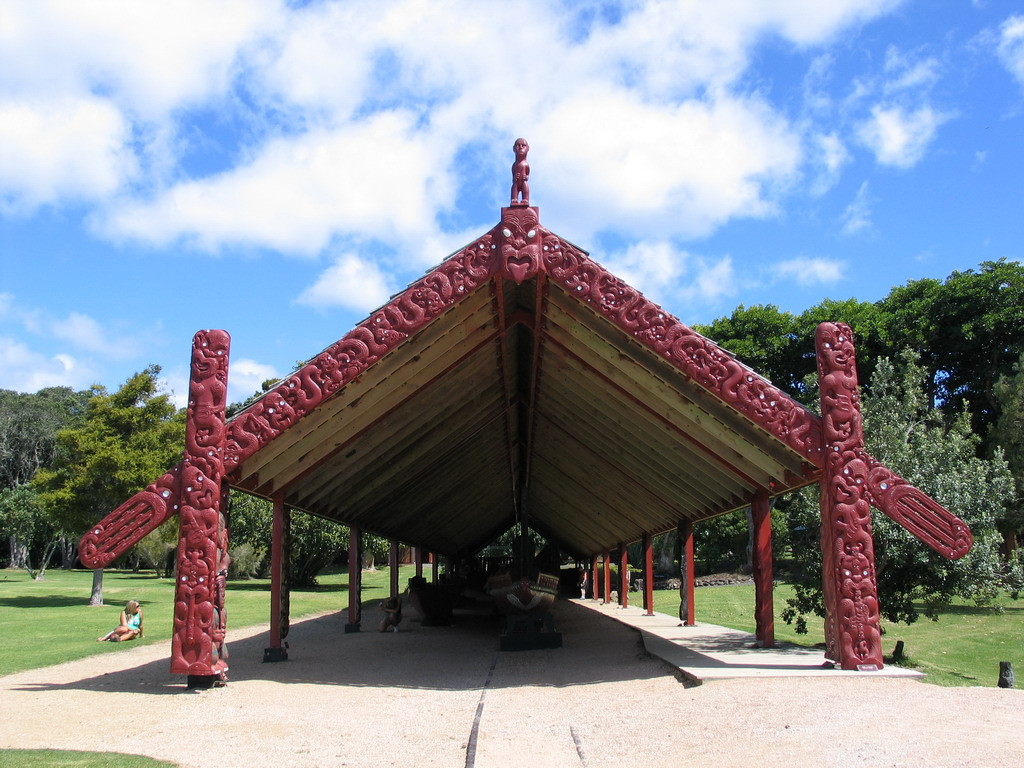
[603,551,611,604]
[679,519,695,626]
[619,544,629,608]
[643,532,654,616]
[264,490,290,662]
[591,555,599,600]
[751,489,775,647]
[817,322,883,670]
[171,330,231,682]
[345,525,361,633]
[415,546,423,579]
[431,551,438,582]
[389,540,399,599]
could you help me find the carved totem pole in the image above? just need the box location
[170,329,232,683]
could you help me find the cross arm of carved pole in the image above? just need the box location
[78,466,183,568]
[858,449,973,559]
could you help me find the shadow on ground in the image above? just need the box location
[12,600,679,697]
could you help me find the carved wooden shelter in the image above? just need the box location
[80,140,972,685]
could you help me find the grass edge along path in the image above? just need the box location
[0,749,177,768]
[648,581,1023,688]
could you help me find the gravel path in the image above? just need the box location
[2,601,1021,768]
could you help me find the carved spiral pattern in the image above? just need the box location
[816,322,883,670]
[77,469,181,569]
[171,330,231,676]
[223,237,499,471]
[860,452,973,559]
[540,235,823,460]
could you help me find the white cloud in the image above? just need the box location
[810,132,851,195]
[227,358,281,405]
[997,15,1024,88]
[840,181,873,235]
[776,257,845,285]
[298,253,395,312]
[0,97,136,211]
[0,0,283,119]
[101,111,453,254]
[882,46,941,94]
[857,104,950,167]
[601,241,736,309]
[537,87,801,240]
[0,336,98,393]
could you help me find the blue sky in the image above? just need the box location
[2,0,1022,407]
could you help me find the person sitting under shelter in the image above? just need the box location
[378,596,402,632]
[97,600,144,642]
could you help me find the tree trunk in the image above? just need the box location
[9,536,29,570]
[33,541,59,581]
[60,537,77,569]
[89,568,104,606]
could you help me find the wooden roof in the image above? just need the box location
[224,205,823,559]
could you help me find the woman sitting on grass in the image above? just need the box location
[97,600,144,642]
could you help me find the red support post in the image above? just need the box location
[751,489,775,647]
[389,540,400,599]
[591,555,599,600]
[679,519,695,626]
[171,330,231,684]
[265,490,290,661]
[816,322,883,670]
[415,546,423,579]
[603,551,611,604]
[619,544,628,608]
[346,525,361,632]
[643,533,654,616]
[431,552,439,583]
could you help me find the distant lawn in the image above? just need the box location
[0,565,416,678]
[635,582,1023,687]
[0,749,176,767]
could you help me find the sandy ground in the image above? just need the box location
[2,601,1021,768]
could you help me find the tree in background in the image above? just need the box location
[781,352,1017,632]
[0,484,57,578]
[0,387,91,568]
[992,353,1024,556]
[33,366,185,604]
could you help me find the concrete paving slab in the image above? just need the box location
[573,598,924,684]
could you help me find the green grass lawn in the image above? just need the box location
[0,750,176,767]
[636,582,1023,687]
[0,565,415,678]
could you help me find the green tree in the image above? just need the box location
[0,484,57,576]
[781,351,1015,631]
[879,259,1024,439]
[33,366,185,604]
[0,387,91,567]
[992,352,1024,555]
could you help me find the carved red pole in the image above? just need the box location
[619,544,629,608]
[603,551,611,604]
[171,330,230,684]
[816,322,883,670]
[265,490,289,662]
[643,533,654,616]
[389,540,400,599]
[679,520,695,626]
[346,525,361,633]
[591,555,599,600]
[751,489,775,647]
